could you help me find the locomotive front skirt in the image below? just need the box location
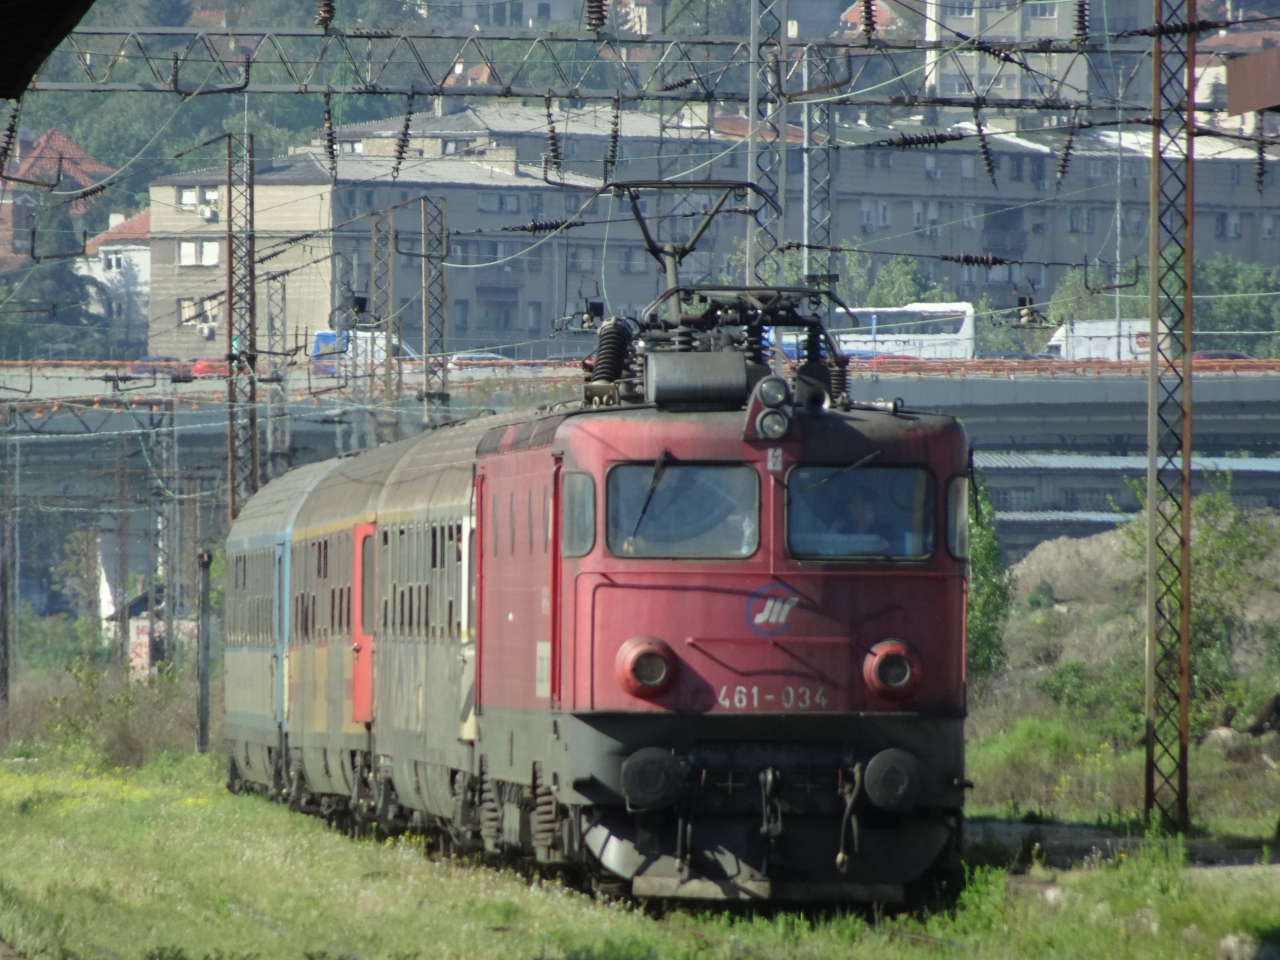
[225,393,971,903]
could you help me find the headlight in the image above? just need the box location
[615,636,677,698]
[755,408,790,440]
[757,376,790,408]
[862,640,920,699]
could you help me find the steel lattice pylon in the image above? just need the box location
[145,400,177,666]
[747,0,787,284]
[799,48,837,299]
[368,207,400,445]
[1144,0,1196,833]
[226,134,259,521]
[419,197,450,426]
[656,0,714,272]
[263,271,291,478]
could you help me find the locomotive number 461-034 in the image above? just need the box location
[717,684,829,710]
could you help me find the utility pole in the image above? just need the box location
[1144,0,1196,833]
[420,197,450,426]
[196,549,212,753]
[0,417,11,744]
[368,206,399,445]
[263,271,292,479]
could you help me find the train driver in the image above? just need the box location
[834,487,893,556]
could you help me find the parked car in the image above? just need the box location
[447,351,509,371]
[1192,349,1252,360]
[191,357,230,378]
[126,356,192,378]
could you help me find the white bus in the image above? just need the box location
[830,302,976,360]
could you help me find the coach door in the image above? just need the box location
[458,476,480,741]
[352,522,377,724]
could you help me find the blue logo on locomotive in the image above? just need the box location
[746,581,800,636]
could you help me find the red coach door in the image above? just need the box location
[352,522,377,724]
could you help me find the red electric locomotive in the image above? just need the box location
[224,283,971,904]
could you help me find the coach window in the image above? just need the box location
[561,472,596,558]
[361,534,375,635]
[947,476,970,560]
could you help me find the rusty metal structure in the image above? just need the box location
[263,271,292,480]
[1143,0,1197,833]
[226,134,259,522]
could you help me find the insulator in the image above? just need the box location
[76,182,109,200]
[0,105,18,170]
[802,326,823,365]
[315,0,334,29]
[391,93,414,182]
[861,0,876,37]
[872,130,966,150]
[585,0,608,33]
[1123,18,1227,39]
[744,324,766,366]
[1055,126,1076,191]
[502,218,573,233]
[604,97,621,175]
[975,113,997,187]
[673,325,696,351]
[322,92,336,178]
[544,95,562,172]
[660,76,694,92]
[591,319,632,382]
[940,252,1009,267]
[829,357,848,400]
[1074,0,1089,41]
[1257,126,1267,195]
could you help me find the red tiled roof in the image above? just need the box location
[11,127,115,189]
[86,209,150,255]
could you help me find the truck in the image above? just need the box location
[310,330,422,377]
[1041,319,1151,361]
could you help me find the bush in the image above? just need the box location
[43,660,200,767]
[968,473,1011,679]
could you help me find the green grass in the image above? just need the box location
[0,754,1279,960]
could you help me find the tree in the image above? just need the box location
[863,256,950,308]
[967,473,1010,679]
[1046,268,1119,326]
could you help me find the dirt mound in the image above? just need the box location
[1003,515,1280,672]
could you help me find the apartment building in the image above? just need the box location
[74,210,151,356]
[924,0,1150,111]
[147,150,700,358]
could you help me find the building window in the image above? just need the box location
[526,243,543,273]
[924,155,939,180]
[1027,2,1055,16]
[1009,156,1024,181]
[339,140,364,154]
[1228,212,1243,238]
[960,156,975,180]
[510,1,523,24]
[477,193,520,214]
[878,152,891,170]
[567,245,595,272]
[178,187,198,208]
[943,1,974,15]
[453,299,470,330]
[621,247,648,274]
[878,201,891,228]
[526,301,542,332]
[536,1,550,18]
[179,241,197,265]
[529,193,544,216]
[1067,207,1094,234]
[962,203,977,230]
[1231,164,1242,185]
[913,200,925,232]
[1264,214,1275,239]
[201,240,219,266]
[989,487,1036,510]
[786,148,804,174]
[724,147,739,168]
[926,201,941,236]
[201,186,219,205]
[178,298,199,325]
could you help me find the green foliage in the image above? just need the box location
[209,546,227,617]
[1193,253,1280,357]
[1120,477,1280,730]
[863,256,951,308]
[44,660,190,768]
[967,472,1010,679]
[1026,579,1056,610]
[720,242,871,307]
[16,606,104,672]
[1047,267,1123,326]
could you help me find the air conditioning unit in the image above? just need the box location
[198,205,218,222]
[198,322,217,341]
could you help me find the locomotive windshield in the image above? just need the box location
[787,466,935,559]
[607,463,759,559]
